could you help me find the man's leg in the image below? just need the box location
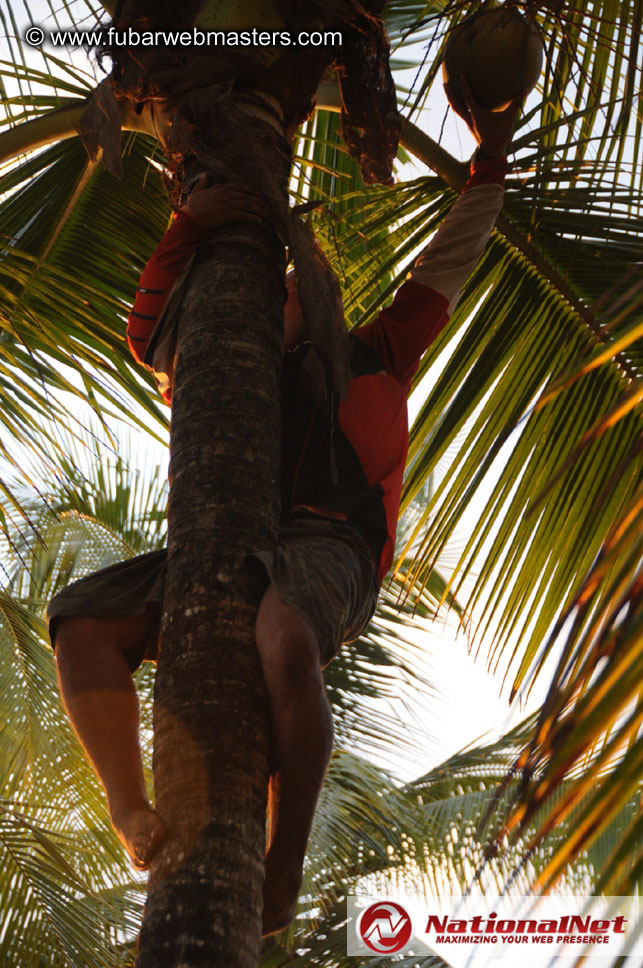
[54,612,165,870]
[255,584,334,936]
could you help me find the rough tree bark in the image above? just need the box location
[136,207,286,966]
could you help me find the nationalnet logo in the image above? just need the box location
[357,902,413,953]
[347,895,642,961]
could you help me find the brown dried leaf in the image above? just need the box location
[76,78,123,179]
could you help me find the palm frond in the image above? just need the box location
[410,715,642,900]
[0,800,142,968]
[0,587,145,965]
[493,479,643,895]
[0,56,169,517]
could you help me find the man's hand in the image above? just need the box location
[181,175,268,228]
[444,75,522,157]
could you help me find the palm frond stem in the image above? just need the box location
[0,99,157,166]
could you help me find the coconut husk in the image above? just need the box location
[100,5,259,107]
[336,9,401,185]
[77,78,124,179]
[265,0,401,182]
[100,0,400,185]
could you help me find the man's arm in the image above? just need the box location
[126,179,267,373]
[353,82,520,389]
[126,211,209,365]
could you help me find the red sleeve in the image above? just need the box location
[352,154,507,389]
[126,210,210,365]
[351,281,449,389]
[465,152,508,190]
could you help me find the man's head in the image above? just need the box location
[284,270,306,349]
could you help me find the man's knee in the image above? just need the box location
[256,587,322,694]
[54,613,152,665]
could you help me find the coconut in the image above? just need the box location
[442,5,543,111]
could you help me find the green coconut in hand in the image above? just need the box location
[442,5,543,111]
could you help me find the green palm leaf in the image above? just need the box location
[0,586,144,966]
[0,801,142,968]
[411,715,641,898]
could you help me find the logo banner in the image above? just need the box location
[347,894,642,963]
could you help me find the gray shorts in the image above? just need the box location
[47,511,378,671]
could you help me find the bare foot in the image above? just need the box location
[261,848,302,937]
[110,802,166,871]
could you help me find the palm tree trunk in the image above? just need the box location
[118,5,397,960]
[135,209,285,964]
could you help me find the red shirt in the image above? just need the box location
[127,156,506,583]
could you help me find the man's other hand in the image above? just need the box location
[444,76,522,157]
[181,175,269,228]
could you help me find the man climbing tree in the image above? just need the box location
[48,78,520,943]
[71,4,404,962]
